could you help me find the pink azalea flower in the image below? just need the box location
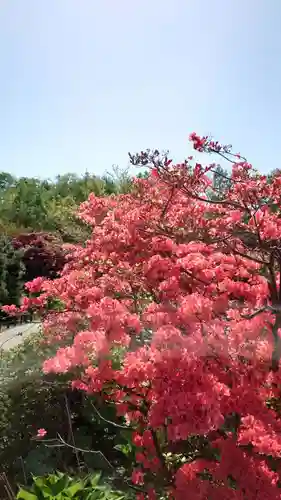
[36,428,47,438]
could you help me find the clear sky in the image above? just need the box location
[0,0,280,178]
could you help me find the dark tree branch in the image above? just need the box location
[271,315,281,371]
[241,307,267,320]
[90,401,133,430]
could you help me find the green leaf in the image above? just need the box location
[114,443,132,456]
[49,474,70,496]
[17,472,131,500]
[31,483,50,499]
[65,480,84,497]
[17,488,38,500]
[90,473,102,487]
[32,476,45,488]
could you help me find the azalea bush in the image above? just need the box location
[6,133,281,498]
[12,232,66,282]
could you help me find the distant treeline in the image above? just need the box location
[0,166,135,241]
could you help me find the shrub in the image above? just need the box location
[7,133,281,498]
[16,472,131,499]
[12,232,66,282]
[0,331,66,486]
[0,235,24,323]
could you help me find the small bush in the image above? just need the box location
[0,330,69,489]
[16,472,131,500]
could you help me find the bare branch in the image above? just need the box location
[241,307,267,319]
[64,394,82,470]
[90,401,133,430]
[160,186,175,220]
[269,252,278,302]
[212,148,247,165]
[222,240,268,265]
[45,433,115,470]
[43,433,146,494]
[271,316,281,371]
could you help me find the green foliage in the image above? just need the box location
[17,472,130,500]
[0,167,134,241]
[0,238,9,306]
[136,170,150,179]
[103,166,132,195]
[0,331,65,479]
[210,165,232,200]
[0,235,24,316]
[267,168,281,184]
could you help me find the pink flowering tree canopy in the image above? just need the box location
[6,133,281,498]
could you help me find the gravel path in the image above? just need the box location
[0,323,41,351]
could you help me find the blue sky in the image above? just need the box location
[0,0,280,178]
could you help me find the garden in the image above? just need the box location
[1,132,281,498]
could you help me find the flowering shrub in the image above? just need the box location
[7,133,281,498]
[12,232,66,282]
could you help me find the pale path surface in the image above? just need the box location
[0,323,41,351]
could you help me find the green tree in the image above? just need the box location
[0,172,15,191]
[0,237,9,308]
[0,236,24,321]
[0,167,134,241]
[136,170,150,179]
[211,165,232,200]
[104,165,132,194]
[12,178,49,229]
[5,243,25,306]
